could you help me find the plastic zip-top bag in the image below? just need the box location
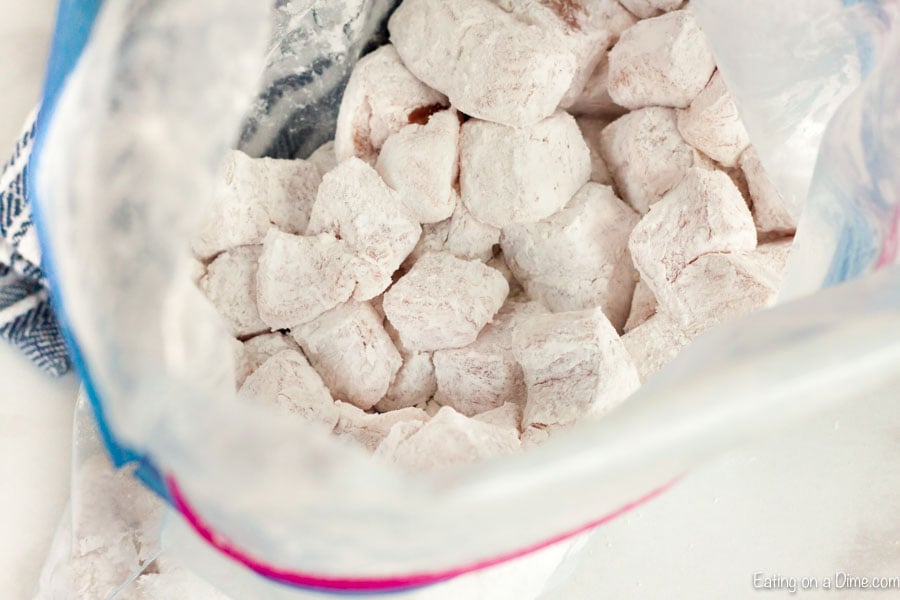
[31,0,900,598]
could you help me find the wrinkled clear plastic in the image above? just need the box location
[35,0,900,597]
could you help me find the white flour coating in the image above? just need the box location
[237,350,339,428]
[460,111,591,227]
[402,219,451,270]
[256,229,359,329]
[661,251,780,335]
[432,299,546,416]
[404,198,501,267]
[376,349,438,411]
[384,252,509,351]
[726,164,753,209]
[624,278,657,333]
[501,183,639,330]
[307,141,338,177]
[487,252,525,297]
[520,425,551,448]
[445,199,502,262]
[199,245,267,338]
[374,419,426,460]
[755,237,794,283]
[389,0,577,127]
[621,312,692,382]
[375,320,439,412]
[561,1,636,106]
[307,157,421,300]
[569,57,627,118]
[513,308,640,428]
[677,71,751,167]
[333,44,448,164]
[193,150,321,259]
[259,158,323,235]
[600,107,709,214]
[375,406,520,472]
[490,0,636,108]
[231,337,251,388]
[740,146,798,235]
[192,151,268,259]
[421,398,443,418]
[472,401,522,431]
[242,331,302,373]
[607,10,716,110]
[376,109,460,223]
[333,401,429,451]
[618,0,684,19]
[292,301,402,410]
[370,294,387,322]
[576,117,614,185]
[628,167,757,299]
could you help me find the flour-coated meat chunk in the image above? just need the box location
[237,350,338,428]
[490,0,636,107]
[193,150,321,258]
[569,58,627,118]
[513,308,640,428]
[663,251,780,335]
[256,229,359,329]
[292,301,402,410]
[472,402,522,432]
[607,10,715,110]
[740,146,797,236]
[333,402,429,451]
[376,109,459,224]
[242,332,302,373]
[374,406,520,471]
[433,299,545,416]
[460,111,591,227]
[200,245,267,337]
[624,279,657,333]
[677,71,751,167]
[599,107,709,214]
[231,337,251,389]
[375,350,437,412]
[389,0,576,127]
[618,0,684,19]
[501,183,639,330]
[628,167,757,299]
[334,44,447,164]
[621,312,691,382]
[307,157,421,300]
[383,252,509,351]
[576,117,614,185]
[306,140,337,176]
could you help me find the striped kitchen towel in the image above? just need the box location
[0,108,70,376]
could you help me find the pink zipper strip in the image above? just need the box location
[167,475,677,593]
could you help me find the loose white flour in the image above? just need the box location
[192,0,795,472]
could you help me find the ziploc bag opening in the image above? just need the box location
[32,0,900,595]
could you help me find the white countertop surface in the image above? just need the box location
[0,3,896,599]
[0,2,82,598]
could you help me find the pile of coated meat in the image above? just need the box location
[194,0,796,471]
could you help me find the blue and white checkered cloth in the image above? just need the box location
[0,108,70,376]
